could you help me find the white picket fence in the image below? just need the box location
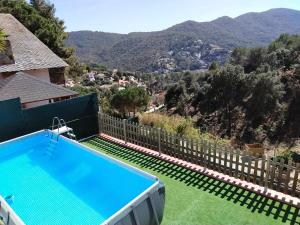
[99,113,300,197]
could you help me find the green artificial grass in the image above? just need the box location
[83,138,300,225]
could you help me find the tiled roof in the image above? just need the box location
[0,14,68,73]
[0,72,77,103]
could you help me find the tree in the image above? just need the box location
[128,87,150,115]
[165,81,186,110]
[110,91,127,116]
[207,65,246,136]
[230,47,248,65]
[265,48,296,71]
[244,47,266,73]
[65,55,85,79]
[111,87,150,117]
[268,34,300,52]
[244,72,284,125]
[30,0,55,18]
[208,61,220,71]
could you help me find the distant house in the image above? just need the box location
[118,79,129,87]
[0,72,78,108]
[0,14,68,84]
[95,73,105,80]
[86,72,96,82]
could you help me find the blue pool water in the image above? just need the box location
[0,131,156,225]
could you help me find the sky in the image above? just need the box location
[49,0,300,34]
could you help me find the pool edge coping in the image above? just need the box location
[0,195,26,225]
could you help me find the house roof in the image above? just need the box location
[0,72,77,103]
[0,14,68,73]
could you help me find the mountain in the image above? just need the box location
[66,8,300,73]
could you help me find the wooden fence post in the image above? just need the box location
[291,163,300,197]
[264,157,271,192]
[98,112,102,134]
[158,128,161,155]
[283,159,292,194]
[123,119,127,144]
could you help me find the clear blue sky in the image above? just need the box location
[49,0,300,33]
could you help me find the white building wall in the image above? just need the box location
[0,69,50,82]
[23,69,50,82]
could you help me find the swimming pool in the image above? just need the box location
[0,130,165,225]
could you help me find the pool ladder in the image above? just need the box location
[45,138,58,159]
[45,117,77,158]
[50,117,77,141]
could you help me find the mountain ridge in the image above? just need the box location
[66,8,300,72]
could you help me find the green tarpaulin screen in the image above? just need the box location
[0,93,99,142]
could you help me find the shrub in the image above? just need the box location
[138,113,229,145]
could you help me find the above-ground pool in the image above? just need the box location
[0,130,165,225]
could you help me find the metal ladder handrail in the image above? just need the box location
[60,119,67,128]
[51,117,63,141]
[50,117,77,141]
[60,118,76,140]
[45,117,63,159]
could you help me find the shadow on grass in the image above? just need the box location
[85,137,300,225]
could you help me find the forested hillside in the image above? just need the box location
[67,8,300,72]
[164,34,300,145]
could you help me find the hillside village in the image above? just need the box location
[70,69,145,90]
[66,67,166,114]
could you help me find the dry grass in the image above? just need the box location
[139,113,229,145]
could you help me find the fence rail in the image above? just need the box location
[99,113,300,197]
